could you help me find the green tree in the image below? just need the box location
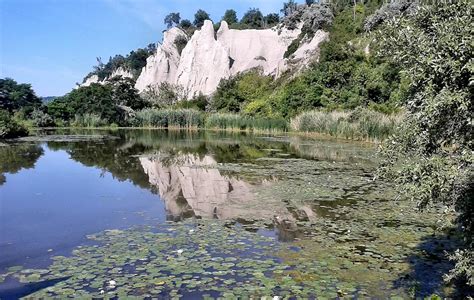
[194,9,211,28]
[164,12,181,29]
[0,78,41,114]
[281,0,298,17]
[109,77,147,111]
[47,97,74,121]
[264,13,280,27]
[0,109,28,139]
[179,19,192,29]
[222,9,238,25]
[377,2,473,286]
[30,109,54,127]
[240,8,264,29]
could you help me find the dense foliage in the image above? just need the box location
[49,78,146,126]
[376,1,473,286]
[84,44,156,82]
[210,3,404,119]
[0,109,28,139]
[0,78,41,114]
[164,12,181,29]
[222,9,238,25]
[194,9,211,28]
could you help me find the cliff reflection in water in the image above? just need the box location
[140,152,282,221]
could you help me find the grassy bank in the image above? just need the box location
[290,109,402,141]
[205,113,288,133]
[19,108,402,142]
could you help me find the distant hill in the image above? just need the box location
[41,96,57,104]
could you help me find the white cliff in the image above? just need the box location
[135,27,187,91]
[175,21,231,98]
[82,18,328,98]
[134,20,327,98]
[217,21,301,76]
[109,67,133,80]
[289,30,329,70]
[80,74,100,87]
[80,67,133,88]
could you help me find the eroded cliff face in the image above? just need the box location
[81,19,328,98]
[135,27,187,92]
[134,20,328,98]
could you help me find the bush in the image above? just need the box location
[30,109,55,127]
[174,35,188,56]
[211,70,273,113]
[290,108,401,141]
[133,109,203,129]
[0,110,28,139]
[377,2,473,286]
[142,83,187,109]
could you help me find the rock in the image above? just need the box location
[91,16,327,98]
[135,27,187,92]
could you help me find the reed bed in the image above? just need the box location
[133,109,204,129]
[290,109,402,141]
[204,113,288,133]
[72,113,108,128]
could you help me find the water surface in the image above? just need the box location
[0,129,456,298]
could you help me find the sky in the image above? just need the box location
[0,0,288,97]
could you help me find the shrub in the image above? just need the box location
[30,109,55,127]
[142,83,188,109]
[0,110,28,139]
[377,2,473,286]
[174,35,188,56]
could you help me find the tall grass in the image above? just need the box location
[205,113,288,133]
[290,108,403,141]
[72,113,107,128]
[133,109,204,129]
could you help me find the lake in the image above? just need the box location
[0,129,455,298]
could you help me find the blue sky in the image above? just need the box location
[0,0,288,96]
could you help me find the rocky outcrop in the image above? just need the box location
[175,21,231,98]
[216,21,301,77]
[288,30,329,71]
[81,14,329,97]
[135,27,187,92]
[80,67,133,88]
[134,20,328,98]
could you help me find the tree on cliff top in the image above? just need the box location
[240,8,264,29]
[194,9,211,28]
[222,9,238,25]
[281,0,298,17]
[164,12,181,29]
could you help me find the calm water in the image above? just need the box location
[0,129,457,298]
